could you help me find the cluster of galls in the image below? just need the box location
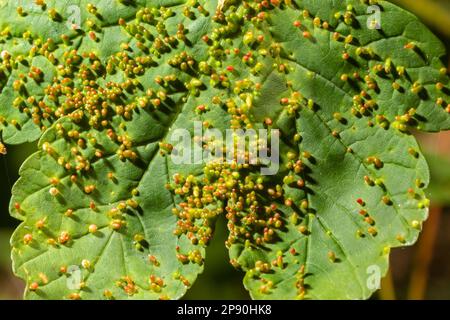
[295,2,449,130]
[168,172,222,247]
[2,0,200,135]
[223,170,285,249]
[170,159,287,259]
[6,0,233,300]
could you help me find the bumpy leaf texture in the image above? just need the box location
[1,0,449,300]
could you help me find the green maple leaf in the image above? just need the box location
[1,0,449,299]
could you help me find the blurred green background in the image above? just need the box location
[1,0,450,300]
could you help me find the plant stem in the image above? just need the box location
[407,206,442,300]
[379,269,396,300]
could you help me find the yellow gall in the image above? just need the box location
[367,227,377,236]
[84,185,95,194]
[68,293,81,300]
[23,233,33,245]
[81,259,91,269]
[29,282,39,291]
[88,224,98,233]
[58,231,70,244]
[327,251,336,262]
[35,219,46,229]
[110,220,123,230]
[49,187,59,196]
[411,220,420,229]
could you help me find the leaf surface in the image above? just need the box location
[4,0,450,300]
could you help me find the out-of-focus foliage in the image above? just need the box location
[391,0,450,39]
[424,153,450,206]
[392,0,450,207]
[0,230,11,266]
